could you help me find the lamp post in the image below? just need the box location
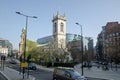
[16,12,37,78]
[76,22,84,76]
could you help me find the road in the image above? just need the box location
[5,61,53,80]
[6,64,108,80]
[5,59,111,80]
[29,69,52,80]
[8,65,53,80]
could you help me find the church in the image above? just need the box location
[37,12,94,62]
[39,12,72,62]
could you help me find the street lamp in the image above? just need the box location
[16,12,37,78]
[76,22,84,76]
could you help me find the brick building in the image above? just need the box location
[105,22,120,62]
[96,22,120,63]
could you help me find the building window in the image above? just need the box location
[113,33,115,37]
[119,33,120,36]
[54,23,57,32]
[110,34,112,37]
[60,22,64,32]
[116,33,119,36]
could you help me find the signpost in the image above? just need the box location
[21,62,28,68]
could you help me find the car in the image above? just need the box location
[10,58,19,64]
[26,63,37,70]
[82,62,92,68]
[102,61,108,65]
[53,67,87,80]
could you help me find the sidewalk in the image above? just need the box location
[74,64,120,80]
[0,67,35,80]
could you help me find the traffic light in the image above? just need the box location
[1,55,6,61]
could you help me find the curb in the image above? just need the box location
[0,71,10,80]
[87,77,114,80]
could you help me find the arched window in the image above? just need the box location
[60,22,64,32]
[54,23,57,32]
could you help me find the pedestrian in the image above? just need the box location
[106,65,109,70]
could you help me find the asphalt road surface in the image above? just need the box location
[5,60,109,80]
[29,69,53,80]
[7,64,108,80]
[6,62,53,80]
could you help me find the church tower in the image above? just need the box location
[52,12,66,49]
[19,28,26,57]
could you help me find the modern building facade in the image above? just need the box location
[37,34,93,52]
[0,38,13,56]
[0,46,8,56]
[37,33,82,46]
[67,37,93,53]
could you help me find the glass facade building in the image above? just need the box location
[37,33,93,49]
[37,33,82,45]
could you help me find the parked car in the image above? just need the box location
[10,58,20,64]
[26,63,37,70]
[102,61,108,65]
[82,62,92,68]
[53,67,87,80]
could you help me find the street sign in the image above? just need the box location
[21,62,28,67]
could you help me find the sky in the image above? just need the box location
[0,0,120,49]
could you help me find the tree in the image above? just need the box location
[69,48,81,62]
[26,39,41,62]
[31,47,41,62]
[26,40,37,55]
